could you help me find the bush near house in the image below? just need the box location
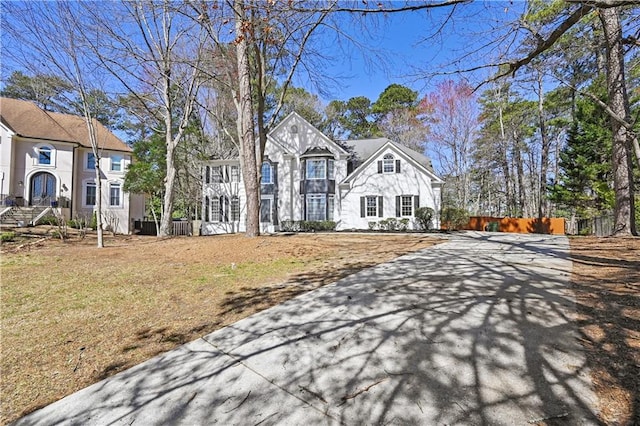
[415,207,435,230]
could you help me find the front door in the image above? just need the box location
[30,172,56,206]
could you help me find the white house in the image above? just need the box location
[0,97,145,234]
[201,112,442,235]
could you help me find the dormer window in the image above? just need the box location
[38,146,52,165]
[383,154,395,173]
[378,153,400,174]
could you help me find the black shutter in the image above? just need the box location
[224,196,229,222]
[205,166,210,184]
[396,196,401,217]
[414,195,420,215]
[301,159,306,180]
[377,161,382,174]
[360,196,365,217]
[205,196,210,221]
[396,160,401,173]
[378,196,384,217]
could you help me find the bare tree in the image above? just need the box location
[82,0,207,237]
[3,2,110,247]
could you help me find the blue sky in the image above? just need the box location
[309,1,526,104]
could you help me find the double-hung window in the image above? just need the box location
[401,195,413,216]
[366,196,378,217]
[306,194,326,221]
[230,196,240,221]
[306,159,325,180]
[109,183,121,207]
[210,197,221,222]
[230,165,240,182]
[211,166,223,183]
[85,182,96,206]
[328,159,335,180]
[87,153,96,170]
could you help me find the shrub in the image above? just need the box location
[280,220,301,232]
[379,218,399,231]
[368,221,378,231]
[415,207,434,230]
[398,218,410,231]
[299,220,336,232]
[1,232,16,243]
[441,207,469,231]
[40,215,58,226]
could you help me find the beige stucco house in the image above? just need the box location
[0,97,145,234]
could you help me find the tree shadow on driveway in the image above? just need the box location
[14,233,601,425]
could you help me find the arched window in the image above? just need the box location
[261,162,273,184]
[38,146,52,165]
[383,154,395,173]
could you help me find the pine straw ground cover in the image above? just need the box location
[569,236,640,425]
[0,230,439,425]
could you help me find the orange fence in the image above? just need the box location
[465,216,565,235]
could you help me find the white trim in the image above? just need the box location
[108,181,123,208]
[33,143,56,167]
[81,178,97,208]
[342,141,442,186]
[268,112,349,156]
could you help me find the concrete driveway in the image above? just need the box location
[15,232,599,425]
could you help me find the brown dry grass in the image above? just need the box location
[569,236,640,425]
[0,228,440,425]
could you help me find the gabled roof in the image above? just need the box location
[0,97,132,152]
[269,111,349,156]
[342,138,443,185]
[346,138,436,174]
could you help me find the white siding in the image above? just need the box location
[338,147,440,230]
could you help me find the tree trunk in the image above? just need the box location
[537,70,550,229]
[94,162,104,247]
[235,0,260,237]
[160,135,176,237]
[600,7,636,236]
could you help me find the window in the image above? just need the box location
[401,196,413,216]
[306,159,326,180]
[210,197,220,222]
[211,166,223,183]
[231,196,240,221]
[87,153,96,170]
[328,159,335,180]
[111,155,122,172]
[85,182,96,206]
[366,196,378,217]
[230,165,240,182]
[260,198,272,222]
[38,146,52,165]
[306,194,326,221]
[109,183,121,206]
[261,162,272,184]
[383,154,395,173]
[328,195,334,221]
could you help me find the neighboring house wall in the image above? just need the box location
[73,148,135,234]
[10,135,75,209]
[0,125,15,199]
[0,97,144,234]
[201,160,246,235]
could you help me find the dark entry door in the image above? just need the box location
[30,172,56,206]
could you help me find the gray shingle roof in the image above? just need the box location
[344,138,436,174]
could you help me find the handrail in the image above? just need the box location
[31,207,53,226]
